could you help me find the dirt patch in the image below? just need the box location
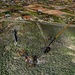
[25,4,67,16]
[66,45,75,50]
[44,10,66,15]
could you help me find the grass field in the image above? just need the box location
[0,21,75,75]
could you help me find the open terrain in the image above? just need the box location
[0,0,75,75]
[0,20,75,75]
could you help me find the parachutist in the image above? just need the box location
[13,29,18,42]
[33,55,38,66]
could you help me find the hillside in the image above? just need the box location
[0,0,75,75]
[0,20,75,75]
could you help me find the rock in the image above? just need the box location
[13,57,20,59]
[37,59,46,64]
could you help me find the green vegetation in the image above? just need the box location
[0,21,75,75]
[61,9,74,14]
[28,11,38,17]
[0,0,75,75]
[42,6,55,10]
[50,15,64,23]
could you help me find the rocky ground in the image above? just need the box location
[0,20,75,75]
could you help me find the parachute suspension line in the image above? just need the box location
[44,20,74,53]
[36,23,47,39]
[55,21,73,39]
[48,21,74,46]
